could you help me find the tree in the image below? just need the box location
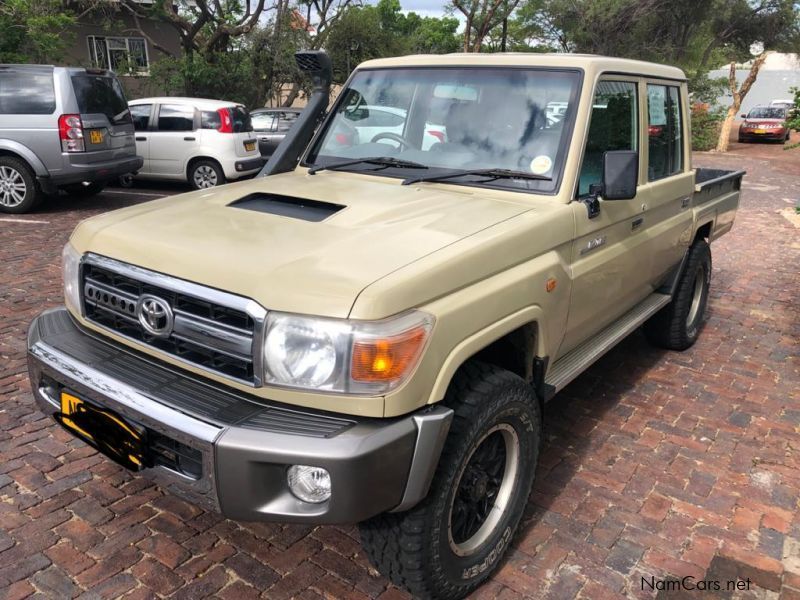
[325,5,393,82]
[450,0,523,52]
[411,15,461,54]
[715,52,769,151]
[120,0,269,58]
[324,0,460,83]
[0,0,78,63]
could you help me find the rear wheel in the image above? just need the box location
[644,239,711,350]
[189,159,225,190]
[61,181,106,197]
[0,156,42,214]
[118,173,134,188]
[359,362,541,600]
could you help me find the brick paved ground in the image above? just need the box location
[1,151,798,599]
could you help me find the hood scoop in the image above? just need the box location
[228,193,345,222]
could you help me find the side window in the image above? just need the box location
[0,70,56,115]
[251,113,276,131]
[577,81,638,196]
[130,104,151,131]
[201,110,221,130]
[157,104,194,132]
[647,84,683,180]
[276,113,298,132]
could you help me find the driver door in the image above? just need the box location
[561,77,653,353]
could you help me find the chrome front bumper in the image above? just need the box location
[27,307,452,523]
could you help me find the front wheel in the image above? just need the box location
[359,362,541,600]
[0,156,42,214]
[644,239,711,350]
[189,160,225,190]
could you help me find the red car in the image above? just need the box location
[738,106,791,143]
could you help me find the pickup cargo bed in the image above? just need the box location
[693,167,745,241]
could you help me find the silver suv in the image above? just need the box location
[0,65,143,213]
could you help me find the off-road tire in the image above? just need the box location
[188,159,225,190]
[0,156,43,214]
[61,182,106,197]
[644,239,711,350]
[359,362,541,600]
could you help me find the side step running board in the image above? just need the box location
[544,292,672,395]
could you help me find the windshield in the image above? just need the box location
[748,107,786,119]
[307,67,582,193]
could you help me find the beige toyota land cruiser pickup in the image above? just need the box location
[28,51,743,599]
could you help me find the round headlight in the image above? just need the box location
[287,465,331,503]
[264,316,337,387]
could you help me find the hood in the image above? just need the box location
[72,171,532,318]
[743,118,785,124]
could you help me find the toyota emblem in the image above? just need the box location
[136,295,174,337]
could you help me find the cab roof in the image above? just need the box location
[357,53,687,81]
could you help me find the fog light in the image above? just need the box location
[287,465,331,503]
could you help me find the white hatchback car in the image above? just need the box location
[127,97,264,189]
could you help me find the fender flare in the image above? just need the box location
[0,140,49,177]
[427,305,547,405]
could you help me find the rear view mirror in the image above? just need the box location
[740,113,747,118]
[602,150,638,200]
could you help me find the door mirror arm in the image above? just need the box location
[581,183,603,219]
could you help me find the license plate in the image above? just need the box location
[90,130,103,144]
[57,391,146,471]
[244,141,256,152]
[754,129,767,134]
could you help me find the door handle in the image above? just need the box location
[184,137,196,141]
[135,136,147,141]
[632,217,644,231]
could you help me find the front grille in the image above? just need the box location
[82,259,258,383]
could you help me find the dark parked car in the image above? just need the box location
[250,108,302,157]
[738,105,791,143]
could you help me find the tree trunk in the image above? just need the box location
[716,53,768,152]
[283,82,300,107]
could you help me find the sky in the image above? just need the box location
[367,0,454,19]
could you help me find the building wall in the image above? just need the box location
[62,10,181,99]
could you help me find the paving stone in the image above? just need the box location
[0,152,798,599]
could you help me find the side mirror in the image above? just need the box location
[740,113,747,119]
[602,150,638,200]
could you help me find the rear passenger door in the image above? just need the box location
[635,82,695,283]
[149,103,197,176]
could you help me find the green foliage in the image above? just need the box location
[690,104,725,151]
[511,0,799,88]
[688,74,729,104]
[785,86,800,132]
[0,0,76,63]
[148,53,250,106]
[325,0,460,83]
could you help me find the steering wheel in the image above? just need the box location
[370,131,413,149]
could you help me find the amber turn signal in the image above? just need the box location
[351,326,429,382]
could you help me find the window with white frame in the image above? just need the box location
[87,36,149,74]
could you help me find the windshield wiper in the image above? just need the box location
[402,168,552,186]
[308,156,428,175]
